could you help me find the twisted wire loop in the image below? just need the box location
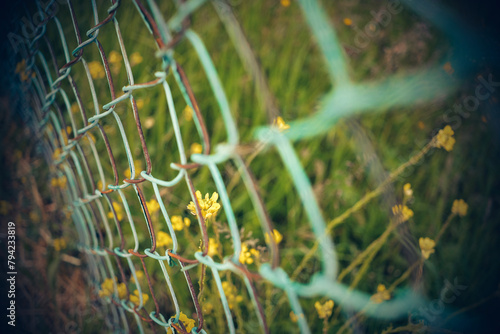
[18,0,472,332]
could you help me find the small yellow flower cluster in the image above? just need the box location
[391,204,414,223]
[131,270,144,284]
[343,18,353,26]
[171,215,191,231]
[371,284,391,304]
[239,244,260,265]
[183,105,193,121]
[53,238,67,251]
[191,143,203,154]
[202,301,214,315]
[167,312,195,334]
[51,175,67,188]
[290,311,304,323]
[71,103,79,114]
[108,50,122,74]
[273,116,290,131]
[130,52,143,67]
[124,160,142,179]
[109,50,121,64]
[452,199,468,217]
[221,281,243,309]
[280,0,291,7]
[98,278,115,298]
[435,125,455,152]
[107,202,124,221]
[60,131,69,145]
[130,289,149,307]
[135,99,145,109]
[146,199,160,215]
[144,116,155,129]
[419,237,435,260]
[264,228,283,245]
[52,148,62,160]
[207,238,219,257]
[187,191,221,221]
[156,231,173,248]
[314,300,334,319]
[98,278,127,300]
[403,183,413,198]
[88,61,105,79]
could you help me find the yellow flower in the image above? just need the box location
[391,204,414,223]
[124,160,142,179]
[343,18,353,26]
[53,238,67,251]
[144,116,155,129]
[403,183,413,197]
[221,281,244,309]
[103,124,115,135]
[239,244,260,265]
[202,302,214,315]
[207,238,219,257]
[167,312,195,334]
[71,103,79,114]
[88,61,105,79]
[117,282,127,300]
[371,284,391,304]
[280,0,290,7]
[187,191,221,221]
[52,148,62,160]
[98,278,115,298]
[131,270,144,284]
[135,98,144,109]
[435,125,456,152]
[107,202,124,221]
[290,311,298,323]
[97,180,104,191]
[183,105,193,121]
[108,50,122,64]
[129,289,149,307]
[156,231,173,248]
[171,215,191,231]
[61,131,69,145]
[273,116,290,131]
[130,52,143,66]
[51,175,67,189]
[452,199,468,217]
[265,228,283,245]
[59,176,67,188]
[314,300,334,319]
[191,143,203,154]
[419,237,436,260]
[146,199,160,215]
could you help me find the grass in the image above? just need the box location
[3,0,500,333]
